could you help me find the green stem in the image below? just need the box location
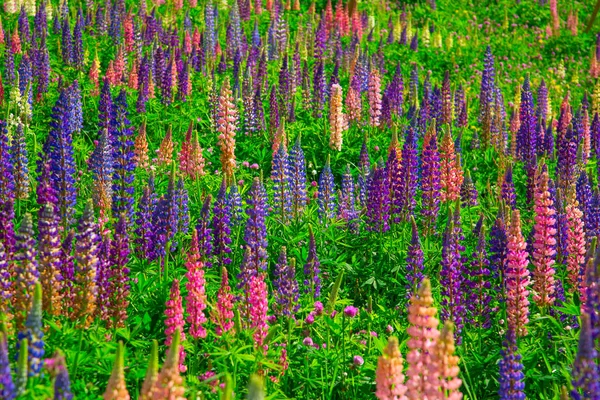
[71,329,84,378]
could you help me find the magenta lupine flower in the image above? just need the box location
[272,247,299,317]
[531,165,557,308]
[248,273,269,352]
[505,210,531,337]
[109,214,130,328]
[212,267,234,336]
[420,123,441,235]
[185,230,208,339]
[165,279,186,373]
[366,166,390,233]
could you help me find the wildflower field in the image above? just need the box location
[2,0,600,398]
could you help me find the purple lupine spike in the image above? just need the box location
[212,178,232,267]
[339,165,358,229]
[501,166,517,209]
[196,195,213,267]
[366,165,390,233]
[359,138,371,172]
[13,214,39,330]
[73,11,84,69]
[18,54,32,106]
[489,214,508,280]
[576,171,594,240]
[96,233,112,323]
[397,127,419,220]
[34,1,48,39]
[204,4,217,58]
[0,330,15,399]
[227,181,243,223]
[289,135,307,219]
[244,177,269,275]
[467,225,492,329]
[37,202,62,317]
[108,2,122,44]
[109,214,130,328]
[410,32,418,51]
[17,283,44,378]
[11,122,29,201]
[61,18,73,65]
[386,64,404,118]
[134,175,156,261]
[440,213,465,342]
[4,38,15,86]
[303,226,321,299]
[517,77,537,166]
[313,61,326,118]
[89,113,114,215]
[272,247,299,317]
[420,123,441,235]
[460,170,479,207]
[272,144,292,221]
[557,125,578,188]
[160,56,173,105]
[35,35,50,100]
[479,46,496,123]
[176,177,189,236]
[498,330,526,399]
[112,89,135,225]
[59,231,75,313]
[44,88,77,230]
[18,7,30,43]
[318,157,337,221]
[136,55,150,113]
[406,217,424,295]
[571,313,600,398]
[592,113,600,158]
[268,85,280,134]
[537,79,548,122]
[67,81,83,134]
[152,168,180,258]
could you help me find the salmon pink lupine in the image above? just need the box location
[439,130,463,202]
[157,126,174,167]
[217,77,238,184]
[133,121,150,171]
[329,83,347,151]
[436,321,462,399]
[185,230,208,339]
[149,330,186,400]
[375,337,408,400]
[406,278,441,399]
[505,210,531,337]
[531,165,557,308]
[248,273,269,352]
[211,267,234,336]
[103,342,129,400]
[566,187,586,295]
[165,279,186,373]
[368,68,382,127]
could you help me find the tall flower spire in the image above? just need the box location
[165,279,186,373]
[329,83,347,151]
[272,247,299,316]
[436,321,462,399]
[185,230,208,339]
[37,203,62,316]
[571,312,600,398]
[13,213,39,330]
[212,178,232,267]
[406,278,440,398]
[103,342,130,400]
[112,89,135,224]
[217,77,238,184]
[498,330,525,399]
[244,178,269,274]
[406,217,424,295]
[375,337,408,400]
[318,156,337,221]
[211,267,234,336]
[289,135,307,218]
[505,209,531,337]
[566,186,586,294]
[531,165,557,308]
[421,121,441,234]
[17,283,44,377]
[439,129,463,202]
[248,273,269,352]
[109,214,130,328]
[368,68,382,127]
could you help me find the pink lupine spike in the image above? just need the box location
[375,336,408,400]
[436,321,463,400]
[566,186,586,295]
[211,267,235,336]
[439,131,463,203]
[165,279,186,373]
[185,230,208,339]
[248,273,269,353]
[368,68,382,127]
[505,209,531,337]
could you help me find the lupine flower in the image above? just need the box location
[318,157,337,221]
[243,177,269,278]
[397,127,419,220]
[90,115,114,220]
[375,336,408,400]
[185,230,208,339]
[140,340,158,400]
[11,122,29,200]
[212,178,232,266]
[38,203,62,316]
[368,68,383,127]
[576,171,594,241]
[196,194,213,268]
[45,88,77,230]
[96,233,112,323]
[421,122,441,234]
[135,176,156,261]
[366,165,391,232]
[157,126,174,167]
[505,209,531,337]
[498,330,525,399]
[0,332,16,400]
[501,166,517,209]
[302,225,322,299]
[571,312,600,399]
[13,214,39,330]
[531,165,557,308]
[103,342,130,400]
[133,121,150,171]
[0,121,14,254]
[217,77,238,184]
[248,273,269,352]
[17,283,44,376]
[566,187,586,293]
[109,215,130,328]
[211,267,235,336]
[272,247,299,316]
[436,321,462,399]
[227,182,244,223]
[440,215,465,339]
[180,123,205,180]
[440,130,463,202]
[148,331,185,400]
[272,144,292,221]
[406,217,424,295]
[175,177,189,236]
[165,279,186,373]
[112,89,136,224]
[73,201,100,327]
[329,83,347,151]
[339,165,359,229]
[460,170,478,207]
[468,225,492,329]
[406,278,440,398]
